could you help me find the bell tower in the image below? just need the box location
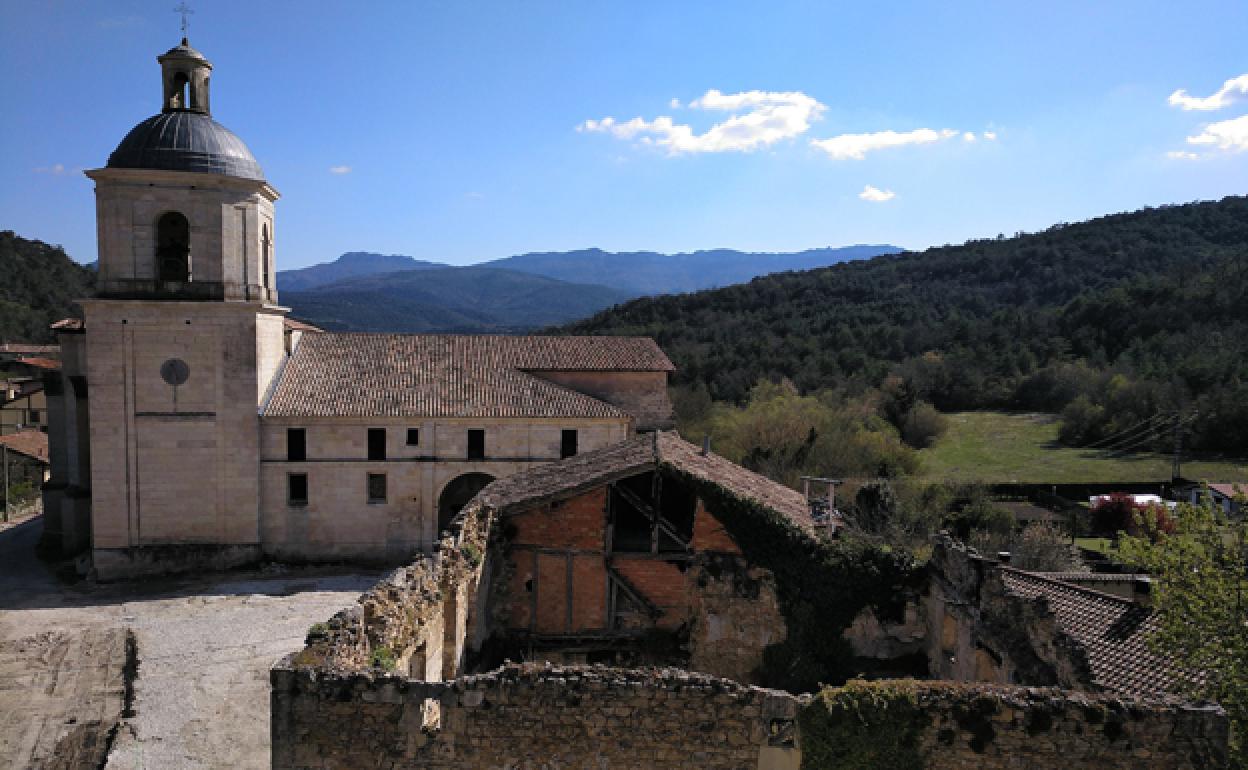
[78,35,288,578]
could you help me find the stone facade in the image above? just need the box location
[259,416,629,564]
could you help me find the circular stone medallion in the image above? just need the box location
[160,358,191,386]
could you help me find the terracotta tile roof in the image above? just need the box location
[14,357,60,371]
[283,317,324,333]
[999,567,1177,697]
[478,431,816,533]
[0,430,49,464]
[263,333,672,419]
[1208,483,1244,499]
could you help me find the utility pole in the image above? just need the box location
[1171,411,1183,483]
[2,443,8,524]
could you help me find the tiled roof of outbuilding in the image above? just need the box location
[263,333,671,419]
[478,431,816,533]
[1000,568,1177,697]
[0,430,49,464]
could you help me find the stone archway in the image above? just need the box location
[437,472,495,534]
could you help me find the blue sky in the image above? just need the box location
[2,1,1246,269]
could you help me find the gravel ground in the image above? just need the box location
[0,517,380,770]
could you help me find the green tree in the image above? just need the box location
[1119,489,1248,766]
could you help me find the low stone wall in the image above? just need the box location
[271,663,1227,770]
[271,662,804,770]
[801,679,1228,770]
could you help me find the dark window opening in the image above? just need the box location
[610,477,655,553]
[467,429,485,460]
[406,428,420,446]
[287,473,308,506]
[367,473,387,503]
[367,428,386,461]
[658,473,697,543]
[560,429,578,459]
[287,428,306,462]
[172,72,189,109]
[156,211,191,283]
[261,223,272,290]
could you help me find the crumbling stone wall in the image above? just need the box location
[271,662,803,770]
[292,495,495,678]
[271,663,1227,770]
[925,535,1090,686]
[801,679,1228,770]
[687,554,787,682]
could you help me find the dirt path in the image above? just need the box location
[0,517,380,770]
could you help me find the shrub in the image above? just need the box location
[1010,523,1078,571]
[900,401,949,449]
[369,645,397,671]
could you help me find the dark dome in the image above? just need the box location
[107,111,264,180]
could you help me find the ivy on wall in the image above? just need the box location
[798,679,928,770]
[661,465,923,692]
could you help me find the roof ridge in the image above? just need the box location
[1000,566,1147,608]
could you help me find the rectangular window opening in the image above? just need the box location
[406,428,420,446]
[467,429,485,460]
[367,473,387,503]
[287,428,306,462]
[561,429,578,459]
[367,428,386,461]
[288,473,308,506]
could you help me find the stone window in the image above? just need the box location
[287,473,308,506]
[467,429,485,460]
[561,429,578,459]
[287,428,306,462]
[367,473,387,503]
[367,428,386,461]
[406,428,419,446]
[261,223,272,291]
[156,211,191,283]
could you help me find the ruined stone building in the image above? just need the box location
[273,437,1228,769]
[41,38,673,579]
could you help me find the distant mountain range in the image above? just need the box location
[278,244,899,332]
[284,267,633,333]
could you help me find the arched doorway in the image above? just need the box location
[437,473,495,534]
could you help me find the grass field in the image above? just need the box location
[918,411,1248,483]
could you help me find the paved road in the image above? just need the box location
[0,517,380,770]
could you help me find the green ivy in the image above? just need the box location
[798,679,928,770]
[662,465,923,692]
[369,645,397,672]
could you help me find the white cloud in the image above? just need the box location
[963,132,977,142]
[810,128,957,160]
[577,89,825,154]
[983,130,998,141]
[1166,150,1200,160]
[33,164,67,175]
[858,184,895,202]
[1184,113,1248,153]
[669,97,681,109]
[1169,74,1248,111]
[329,165,352,174]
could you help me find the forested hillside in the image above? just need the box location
[284,266,632,332]
[564,196,1248,453]
[0,231,95,343]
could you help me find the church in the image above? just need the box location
[41,37,674,580]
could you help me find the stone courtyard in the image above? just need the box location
[0,515,378,770]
